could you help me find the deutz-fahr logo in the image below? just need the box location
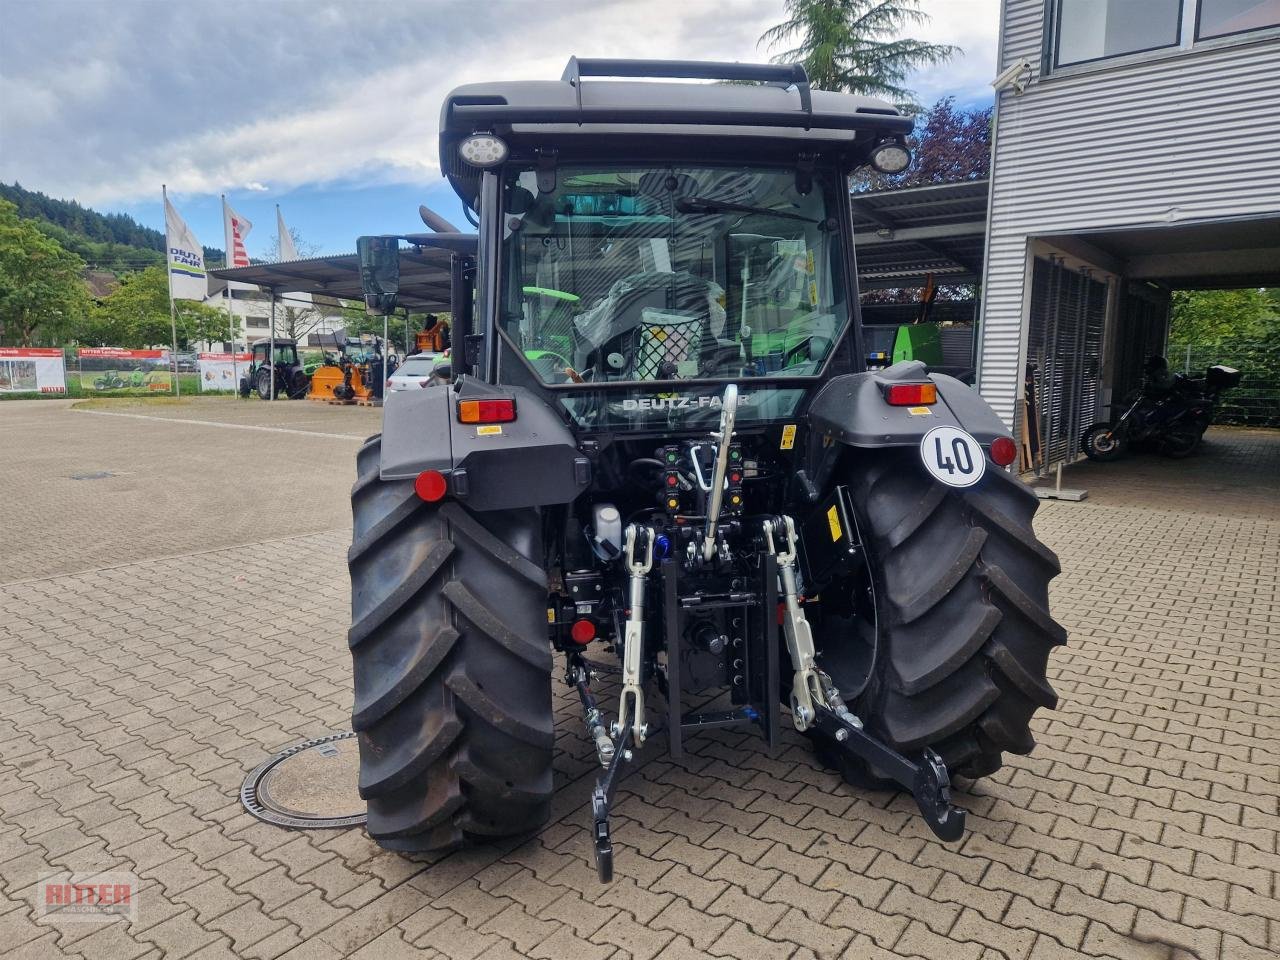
[622,394,755,411]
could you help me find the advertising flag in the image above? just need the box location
[223,199,253,268]
[164,194,208,301]
[276,205,311,307]
[276,206,299,261]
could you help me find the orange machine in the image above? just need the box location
[307,338,383,403]
[413,315,450,354]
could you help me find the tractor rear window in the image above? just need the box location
[500,164,849,387]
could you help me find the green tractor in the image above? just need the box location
[348,59,1064,881]
[238,338,310,399]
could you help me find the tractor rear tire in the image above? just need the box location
[814,449,1065,785]
[347,435,554,851]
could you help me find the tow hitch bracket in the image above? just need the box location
[812,706,966,842]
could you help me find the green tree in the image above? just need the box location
[0,198,89,345]
[759,0,958,106]
[88,265,226,349]
[1169,288,1278,343]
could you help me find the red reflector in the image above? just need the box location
[990,436,1018,467]
[884,382,937,406]
[570,619,596,645]
[457,398,516,424]
[666,474,678,486]
[414,470,448,502]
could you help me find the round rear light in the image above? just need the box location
[414,470,448,502]
[990,436,1018,467]
[570,619,596,645]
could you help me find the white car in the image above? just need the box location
[387,353,446,391]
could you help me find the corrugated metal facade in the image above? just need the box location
[978,0,1280,427]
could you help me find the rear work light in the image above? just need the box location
[457,397,516,424]
[883,382,937,406]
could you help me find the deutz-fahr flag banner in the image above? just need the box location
[165,195,208,301]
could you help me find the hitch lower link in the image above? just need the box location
[763,516,966,843]
[573,524,654,883]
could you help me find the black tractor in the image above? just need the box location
[348,59,1065,881]
[239,338,310,400]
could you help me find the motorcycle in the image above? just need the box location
[1082,364,1240,462]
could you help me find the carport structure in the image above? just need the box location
[211,234,475,315]
[850,179,989,381]
[849,179,988,292]
[1010,216,1280,475]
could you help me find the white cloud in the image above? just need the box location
[0,0,999,205]
[243,181,269,192]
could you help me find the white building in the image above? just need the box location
[978,0,1280,468]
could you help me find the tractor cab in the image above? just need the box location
[250,339,299,367]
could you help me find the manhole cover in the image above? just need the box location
[240,731,366,829]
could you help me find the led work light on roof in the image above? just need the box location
[869,140,912,174]
[458,133,508,168]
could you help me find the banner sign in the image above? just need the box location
[78,348,172,393]
[0,347,66,394]
[197,352,251,392]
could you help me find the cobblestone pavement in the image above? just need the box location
[1,421,1276,960]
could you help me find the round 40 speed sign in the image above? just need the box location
[919,425,987,488]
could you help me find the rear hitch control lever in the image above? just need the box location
[812,706,966,842]
[700,383,738,562]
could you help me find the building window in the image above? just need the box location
[1196,0,1280,39]
[1055,0,1183,66]
[246,316,269,328]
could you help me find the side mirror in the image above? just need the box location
[357,236,400,315]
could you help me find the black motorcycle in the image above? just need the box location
[1082,363,1240,462]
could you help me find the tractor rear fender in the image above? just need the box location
[378,378,590,511]
[808,360,1011,448]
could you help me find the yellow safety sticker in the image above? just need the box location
[476,425,503,436]
[806,250,815,274]
[907,406,933,416]
[808,281,819,306]
[546,608,556,624]
[827,504,843,542]
[780,424,797,450]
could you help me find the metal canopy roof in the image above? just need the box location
[850,179,989,290]
[210,236,478,313]
[211,181,993,308]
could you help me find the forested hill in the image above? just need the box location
[0,182,224,275]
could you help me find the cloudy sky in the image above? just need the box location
[0,0,1000,256]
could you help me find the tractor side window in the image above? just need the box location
[500,164,847,386]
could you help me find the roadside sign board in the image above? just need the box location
[197,353,251,392]
[0,347,67,394]
[78,348,172,394]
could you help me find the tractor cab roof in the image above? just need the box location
[250,337,298,347]
[440,58,912,207]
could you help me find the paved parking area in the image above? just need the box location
[1,404,1276,960]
